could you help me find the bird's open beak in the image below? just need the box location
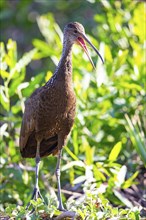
[77,34,104,68]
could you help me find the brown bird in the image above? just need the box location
[19,22,104,211]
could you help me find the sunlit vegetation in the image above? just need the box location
[0,0,145,219]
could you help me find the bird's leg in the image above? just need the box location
[26,141,44,210]
[55,149,65,211]
[34,141,41,199]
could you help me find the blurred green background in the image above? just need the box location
[0,0,145,219]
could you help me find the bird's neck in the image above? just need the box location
[55,40,73,80]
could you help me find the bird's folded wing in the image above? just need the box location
[19,99,35,151]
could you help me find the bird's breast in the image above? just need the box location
[35,83,76,136]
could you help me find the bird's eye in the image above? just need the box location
[74,30,77,34]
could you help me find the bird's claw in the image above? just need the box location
[58,208,67,212]
[58,204,67,212]
[26,187,45,211]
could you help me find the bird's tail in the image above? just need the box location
[20,134,58,158]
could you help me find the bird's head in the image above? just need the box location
[64,22,104,68]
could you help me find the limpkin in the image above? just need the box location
[19,22,104,211]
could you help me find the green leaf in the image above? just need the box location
[33,39,54,58]
[64,146,79,161]
[0,70,9,78]
[6,39,17,70]
[8,68,25,96]
[0,42,6,61]
[109,141,122,161]
[125,114,146,166]
[122,171,139,189]
[85,142,95,165]
[0,123,8,137]
[0,85,9,111]
[7,48,37,83]
[22,73,44,97]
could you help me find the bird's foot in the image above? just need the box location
[26,187,45,211]
[58,203,67,212]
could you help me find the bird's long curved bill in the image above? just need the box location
[77,34,104,68]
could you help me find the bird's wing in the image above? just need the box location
[19,98,35,151]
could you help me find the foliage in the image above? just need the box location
[2,193,140,220]
[0,0,145,219]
